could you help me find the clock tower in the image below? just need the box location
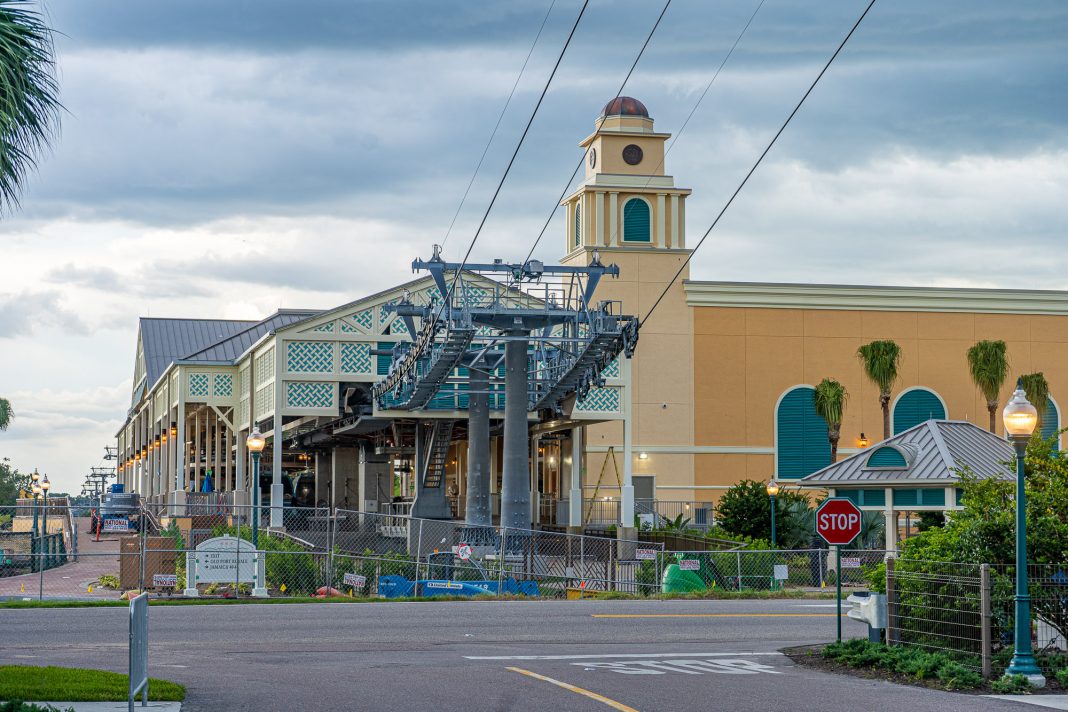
[562,97,697,532]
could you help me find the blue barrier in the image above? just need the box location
[378,575,540,598]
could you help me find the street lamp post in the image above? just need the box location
[246,428,268,598]
[41,475,51,568]
[29,469,40,537]
[1002,385,1045,687]
[766,480,780,547]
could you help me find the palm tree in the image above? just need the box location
[857,340,901,440]
[0,1,61,208]
[1019,372,1050,432]
[0,397,12,430]
[814,378,847,462]
[967,340,1008,432]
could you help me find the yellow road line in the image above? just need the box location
[506,666,639,712]
[590,613,838,619]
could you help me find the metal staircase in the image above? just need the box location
[421,420,454,490]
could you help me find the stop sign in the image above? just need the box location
[815,498,863,546]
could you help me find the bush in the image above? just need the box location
[1056,667,1068,687]
[716,479,811,544]
[990,674,1033,694]
[822,640,985,690]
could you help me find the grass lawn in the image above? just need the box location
[0,666,185,702]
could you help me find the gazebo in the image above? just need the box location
[796,420,1014,550]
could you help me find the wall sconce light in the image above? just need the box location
[638,452,649,460]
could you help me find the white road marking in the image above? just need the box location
[985,696,1068,710]
[466,651,783,661]
[574,658,783,676]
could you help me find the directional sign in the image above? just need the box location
[454,544,472,561]
[815,498,862,546]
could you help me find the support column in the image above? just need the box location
[885,486,898,552]
[657,193,667,247]
[270,411,283,527]
[235,427,246,493]
[359,443,391,513]
[501,334,531,530]
[465,365,491,527]
[568,426,583,533]
[411,422,452,519]
[530,434,541,524]
[619,357,635,540]
[176,407,186,491]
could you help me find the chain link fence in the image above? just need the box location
[660,548,888,593]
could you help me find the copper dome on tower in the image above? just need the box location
[600,96,648,118]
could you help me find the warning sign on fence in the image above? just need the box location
[343,573,367,588]
[679,559,700,571]
[635,549,657,561]
[152,574,177,588]
[840,557,862,569]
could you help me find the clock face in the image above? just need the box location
[622,143,643,165]
[588,147,597,169]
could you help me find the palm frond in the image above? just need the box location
[856,340,901,394]
[966,340,1009,403]
[1019,372,1050,428]
[814,377,847,427]
[0,0,61,210]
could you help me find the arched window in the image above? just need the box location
[866,446,909,469]
[1041,395,1060,447]
[892,387,946,435]
[622,197,651,243]
[574,203,582,248]
[776,386,831,479]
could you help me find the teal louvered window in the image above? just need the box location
[776,386,831,479]
[835,489,886,507]
[866,446,908,469]
[574,203,582,248]
[892,388,946,434]
[1040,396,1060,446]
[893,488,945,507]
[622,198,651,243]
[376,341,395,376]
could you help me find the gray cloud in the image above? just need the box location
[0,290,90,338]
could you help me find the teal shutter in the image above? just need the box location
[574,204,582,247]
[893,389,946,434]
[920,489,946,506]
[776,387,832,479]
[376,341,395,376]
[622,198,651,242]
[1041,396,1059,445]
[866,446,908,468]
[893,489,918,507]
[863,489,886,507]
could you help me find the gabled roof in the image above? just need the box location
[798,419,1014,486]
[181,310,321,363]
[139,318,257,387]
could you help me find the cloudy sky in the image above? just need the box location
[1,0,1066,493]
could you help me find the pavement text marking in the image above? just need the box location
[465,652,784,661]
[574,658,783,676]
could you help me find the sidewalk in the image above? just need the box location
[0,518,128,599]
[36,704,180,712]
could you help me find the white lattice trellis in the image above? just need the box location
[575,387,621,413]
[287,341,333,373]
[286,381,334,409]
[188,373,210,398]
[340,342,372,374]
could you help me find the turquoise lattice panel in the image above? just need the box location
[340,342,372,374]
[309,322,335,333]
[603,357,620,379]
[576,387,621,413]
[188,373,210,398]
[390,316,409,336]
[286,381,334,409]
[287,341,333,373]
[213,373,234,397]
[379,301,398,326]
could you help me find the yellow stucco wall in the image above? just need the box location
[692,305,1068,497]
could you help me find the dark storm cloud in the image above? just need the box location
[11,0,1067,237]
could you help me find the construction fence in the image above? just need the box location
[886,558,1068,678]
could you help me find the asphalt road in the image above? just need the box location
[0,599,1041,712]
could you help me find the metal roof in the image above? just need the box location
[181,310,321,363]
[798,419,1014,486]
[139,318,256,387]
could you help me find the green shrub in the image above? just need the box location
[990,674,1033,694]
[1055,667,1068,687]
[96,574,120,589]
[936,661,982,690]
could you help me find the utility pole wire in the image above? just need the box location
[434,0,591,327]
[642,0,878,325]
[441,0,558,248]
[521,0,673,266]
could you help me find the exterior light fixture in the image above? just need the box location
[161,432,168,444]
[41,475,50,493]
[1003,387,1038,437]
[638,452,649,460]
[31,468,40,484]
[246,428,266,453]
[858,433,869,448]
[170,425,177,438]
[765,480,780,497]
[766,479,780,551]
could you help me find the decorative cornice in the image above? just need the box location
[684,281,1068,315]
